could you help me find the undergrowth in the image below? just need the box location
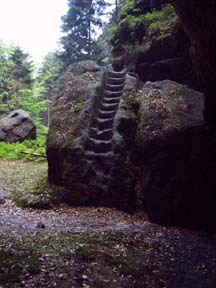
[107,3,176,53]
[0,137,46,162]
[0,159,64,209]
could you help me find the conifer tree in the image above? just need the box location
[60,0,107,65]
[9,47,33,108]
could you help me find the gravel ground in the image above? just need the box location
[0,160,216,287]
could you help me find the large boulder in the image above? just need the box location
[130,80,216,230]
[0,109,36,142]
[114,78,216,230]
[47,61,104,186]
[46,63,140,210]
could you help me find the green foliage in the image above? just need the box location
[19,88,46,116]
[0,43,65,163]
[60,0,107,65]
[120,14,145,30]
[36,52,65,102]
[119,0,135,17]
[0,137,46,162]
[149,21,160,31]
[107,3,176,53]
[106,25,120,42]
[144,5,175,22]
[0,43,34,114]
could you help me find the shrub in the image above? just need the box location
[0,137,46,162]
[107,3,176,53]
[120,15,145,30]
[119,0,135,17]
[143,5,175,23]
[106,26,120,42]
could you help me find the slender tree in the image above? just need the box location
[9,47,33,108]
[36,52,64,101]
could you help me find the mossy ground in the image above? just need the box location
[0,231,150,287]
[0,228,215,288]
[0,159,215,287]
[0,159,64,209]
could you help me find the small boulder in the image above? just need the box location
[0,110,36,143]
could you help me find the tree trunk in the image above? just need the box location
[88,19,91,59]
[87,0,93,59]
[115,0,118,23]
[15,84,19,109]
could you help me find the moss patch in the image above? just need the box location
[0,244,40,286]
[0,159,66,209]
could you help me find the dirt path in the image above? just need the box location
[0,197,148,235]
[0,160,216,288]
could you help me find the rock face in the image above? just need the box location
[112,3,196,88]
[47,61,139,211]
[135,23,196,87]
[131,80,216,230]
[47,61,103,186]
[170,0,216,127]
[47,59,216,230]
[0,110,36,142]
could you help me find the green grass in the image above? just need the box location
[0,159,66,208]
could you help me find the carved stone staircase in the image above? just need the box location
[84,68,126,193]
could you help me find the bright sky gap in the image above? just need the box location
[0,0,68,63]
[0,0,115,64]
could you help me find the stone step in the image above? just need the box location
[107,70,126,79]
[95,170,111,182]
[105,90,122,97]
[85,138,112,153]
[103,97,120,104]
[88,138,112,145]
[105,84,124,92]
[106,77,125,85]
[94,162,113,175]
[100,102,119,111]
[90,128,113,141]
[93,118,113,130]
[85,150,114,161]
[97,109,116,119]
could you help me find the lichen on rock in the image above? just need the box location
[132,80,216,230]
[47,61,104,185]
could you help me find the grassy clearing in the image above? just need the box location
[0,159,64,208]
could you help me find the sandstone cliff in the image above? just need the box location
[47,60,216,230]
[170,0,216,127]
[111,2,196,88]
